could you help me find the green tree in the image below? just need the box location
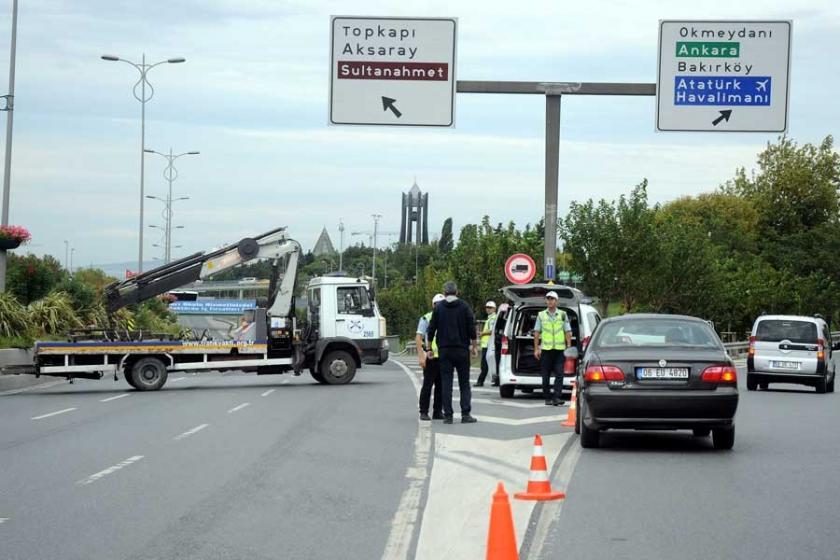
[7,254,66,304]
[438,218,454,253]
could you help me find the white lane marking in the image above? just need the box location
[227,402,250,414]
[173,423,209,441]
[472,397,547,409]
[100,393,130,403]
[280,379,290,385]
[31,407,77,420]
[0,517,8,524]
[169,377,186,383]
[472,414,562,426]
[0,380,65,396]
[77,455,144,486]
[261,389,276,397]
[382,360,432,560]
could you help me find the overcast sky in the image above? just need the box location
[0,0,838,270]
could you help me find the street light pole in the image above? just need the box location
[64,240,69,271]
[144,148,197,263]
[70,248,75,274]
[101,53,185,273]
[0,0,19,292]
[372,214,381,283]
[338,219,345,272]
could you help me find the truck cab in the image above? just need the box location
[304,275,389,384]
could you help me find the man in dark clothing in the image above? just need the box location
[427,281,478,424]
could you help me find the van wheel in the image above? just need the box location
[746,374,757,391]
[130,357,168,391]
[712,426,735,450]
[319,351,356,385]
[499,385,515,398]
[816,376,827,394]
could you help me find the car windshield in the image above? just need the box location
[755,319,818,343]
[593,318,720,348]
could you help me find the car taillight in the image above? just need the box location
[748,336,755,357]
[701,365,738,383]
[501,336,509,355]
[817,338,825,360]
[584,365,624,382]
[564,356,577,375]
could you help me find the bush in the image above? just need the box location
[0,292,32,338]
[6,253,66,305]
[27,292,82,334]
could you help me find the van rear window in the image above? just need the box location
[755,320,818,343]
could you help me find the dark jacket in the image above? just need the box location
[427,297,476,350]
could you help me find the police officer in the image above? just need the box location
[475,301,497,387]
[416,294,445,421]
[533,291,572,406]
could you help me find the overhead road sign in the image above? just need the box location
[505,254,537,285]
[656,20,791,132]
[329,16,457,127]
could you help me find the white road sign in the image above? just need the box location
[505,253,536,285]
[656,20,791,132]
[329,16,457,127]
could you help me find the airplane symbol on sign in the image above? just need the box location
[756,79,769,92]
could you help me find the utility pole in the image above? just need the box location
[64,240,70,271]
[0,0,19,292]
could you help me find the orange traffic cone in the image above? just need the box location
[561,380,577,428]
[514,434,565,501]
[486,482,519,560]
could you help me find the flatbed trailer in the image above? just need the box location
[8,226,389,390]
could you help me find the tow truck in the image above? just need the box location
[23,226,389,390]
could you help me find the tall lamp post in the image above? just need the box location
[0,0,19,292]
[100,54,186,274]
[144,148,198,263]
[147,211,187,263]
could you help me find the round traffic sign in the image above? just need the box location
[505,253,536,285]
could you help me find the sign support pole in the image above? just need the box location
[456,81,656,281]
[544,94,560,282]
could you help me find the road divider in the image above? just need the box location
[77,455,144,486]
[31,407,76,420]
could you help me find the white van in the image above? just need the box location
[747,314,837,393]
[496,284,601,398]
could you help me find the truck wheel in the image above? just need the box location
[310,369,327,384]
[124,371,138,389]
[499,385,515,398]
[319,351,356,385]
[130,357,168,391]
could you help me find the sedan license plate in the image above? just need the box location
[770,360,800,370]
[637,367,689,380]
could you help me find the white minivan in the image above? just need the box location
[496,284,601,398]
[747,314,837,393]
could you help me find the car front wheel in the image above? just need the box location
[499,385,515,398]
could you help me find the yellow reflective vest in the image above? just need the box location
[423,312,439,358]
[481,313,496,349]
[538,309,567,351]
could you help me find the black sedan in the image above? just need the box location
[575,314,739,450]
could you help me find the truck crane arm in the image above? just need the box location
[104,226,302,314]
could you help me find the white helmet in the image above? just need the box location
[432,293,445,304]
[485,301,497,308]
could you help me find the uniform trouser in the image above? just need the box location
[540,349,565,398]
[418,358,442,415]
[439,347,472,417]
[476,347,489,384]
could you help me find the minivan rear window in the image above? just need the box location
[756,320,818,343]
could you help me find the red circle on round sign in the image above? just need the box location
[505,253,536,285]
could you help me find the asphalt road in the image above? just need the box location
[540,366,840,560]
[0,363,416,560]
